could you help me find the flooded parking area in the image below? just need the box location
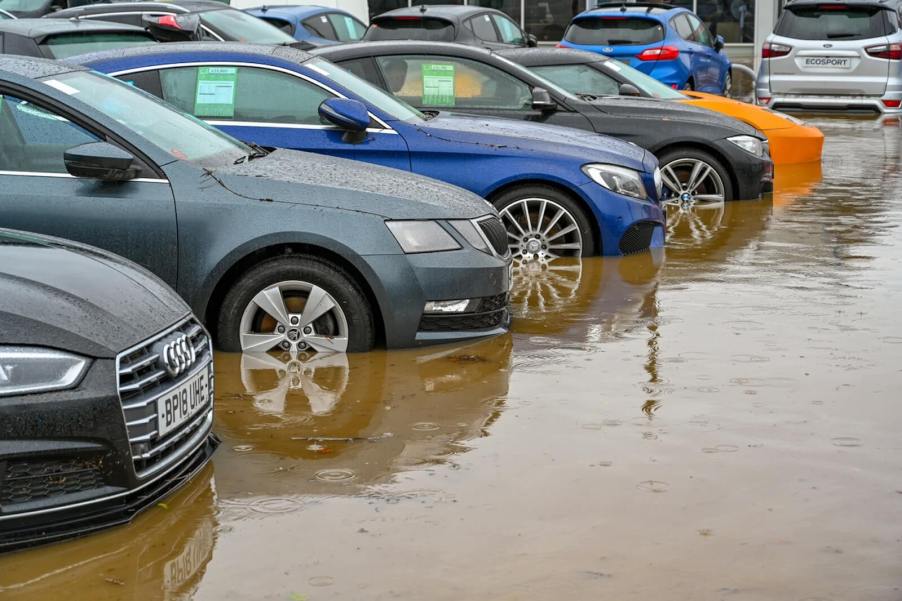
[2,117,901,600]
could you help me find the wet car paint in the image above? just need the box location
[1,116,901,599]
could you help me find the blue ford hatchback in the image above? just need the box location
[245,5,366,48]
[559,2,732,94]
[76,44,666,258]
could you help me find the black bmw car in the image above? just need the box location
[314,41,774,204]
[0,229,218,551]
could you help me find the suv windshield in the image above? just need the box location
[200,8,297,44]
[46,71,250,167]
[564,16,665,45]
[366,17,455,42]
[42,32,157,59]
[775,5,893,40]
[306,57,424,121]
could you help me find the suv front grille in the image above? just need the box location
[0,455,106,506]
[117,318,213,478]
[478,216,510,257]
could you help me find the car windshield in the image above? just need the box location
[305,57,424,121]
[775,5,891,40]
[46,71,250,167]
[494,54,579,101]
[602,59,686,99]
[564,16,665,45]
[199,8,298,44]
[42,32,157,59]
[0,0,43,10]
[366,17,455,42]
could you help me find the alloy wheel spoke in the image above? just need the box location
[687,163,714,194]
[240,332,285,353]
[252,285,291,326]
[693,193,725,206]
[522,200,534,234]
[536,199,548,234]
[305,334,349,354]
[661,165,683,194]
[502,210,527,236]
[542,209,565,236]
[547,241,582,250]
[546,223,578,242]
[300,285,336,328]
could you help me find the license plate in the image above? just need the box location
[803,56,851,69]
[157,367,210,438]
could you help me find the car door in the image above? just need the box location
[0,88,178,284]
[465,12,502,48]
[686,13,719,91]
[121,64,410,170]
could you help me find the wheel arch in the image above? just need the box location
[650,141,738,198]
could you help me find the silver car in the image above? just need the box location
[756,0,902,113]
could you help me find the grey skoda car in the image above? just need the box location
[756,0,902,113]
[0,229,217,550]
[0,56,511,354]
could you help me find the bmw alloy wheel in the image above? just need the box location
[660,158,726,211]
[499,197,583,261]
[238,280,349,354]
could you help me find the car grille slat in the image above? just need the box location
[116,317,213,478]
[478,216,510,257]
[0,455,106,506]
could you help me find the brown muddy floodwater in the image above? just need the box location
[2,117,901,601]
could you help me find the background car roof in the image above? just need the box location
[498,47,607,67]
[372,4,502,23]
[578,3,684,17]
[69,40,314,66]
[0,53,87,78]
[247,4,340,19]
[52,0,227,16]
[312,39,495,60]
[0,17,148,36]
[783,0,900,6]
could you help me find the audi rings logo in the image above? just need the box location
[157,334,197,377]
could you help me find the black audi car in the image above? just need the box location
[0,229,218,551]
[0,18,156,59]
[314,41,774,203]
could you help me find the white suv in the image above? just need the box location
[756,0,902,113]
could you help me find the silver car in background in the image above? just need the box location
[756,0,902,113]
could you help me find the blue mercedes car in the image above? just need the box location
[245,5,366,48]
[559,2,732,94]
[75,44,666,257]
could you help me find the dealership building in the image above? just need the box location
[369,0,781,69]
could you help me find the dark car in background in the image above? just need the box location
[0,228,218,551]
[314,41,773,205]
[0,0,58,18]
[246,4,366,48]
[50,0,301,44]
[365,4,537,49]
[0,18,155,58]
[0,55,511,353]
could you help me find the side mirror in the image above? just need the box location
[526,33,538,47]
[319,98,370,142]
[64,142,137,182]
[714,34,725,51]
[618,83,641,97]
[142,13,202,42]
[531,87,556,111]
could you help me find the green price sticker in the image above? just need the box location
[421,63,455,107]
[195,66,238,118]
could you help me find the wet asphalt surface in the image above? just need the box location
[1,116,901,600]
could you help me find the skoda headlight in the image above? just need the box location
[448,220,490,253]
[727,135,764,158]
[0,347,88,397]
[582,163,647,199]
[386,220,460,254]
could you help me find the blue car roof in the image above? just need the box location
[575,3,686,20]
[70,41,314,69]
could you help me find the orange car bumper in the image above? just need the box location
[765,125,825,166]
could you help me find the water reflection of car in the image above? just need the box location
[0,229,217,551]
[245,5,366,48]
[0,55,511,353]
[212,337,512,495]
[0,465,218,599]
[0,19,157,59]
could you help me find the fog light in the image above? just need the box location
[424,299,473,314]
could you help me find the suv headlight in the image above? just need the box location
[0,347,88,397]
[727,135,765,158]
[582,163,647,199]
[386,220,461,254]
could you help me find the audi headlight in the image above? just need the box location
[386,220,460,254]
[0,346,88,397]
[727,135,765,158]
[582,163,647,199]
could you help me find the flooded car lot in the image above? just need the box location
[1,116,900,600]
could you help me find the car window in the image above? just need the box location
[198,8,297,44]
[468,13,500,42]
[564,16,665,45]
[327,12,365,41]
[775,5,891,40]
[260,16,295,36]
[0,0,44,10]
[531,63,621,96]
[686,13,713,45]
[303,13,336,39]
[600,59,686,99]
[158,66,333,125]
[365,17,455,42]
[672,14,694,40]
[491,13,525,44]
[41,32,157,59]
[0,94,99,173]
[374,54,532,110]
[308,57,423,121]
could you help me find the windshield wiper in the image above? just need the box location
[233,142,270,164]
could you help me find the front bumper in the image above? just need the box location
[763,123,824,166]
[578,181,666,256]
[363,247,512,349]
[712,139,774,200]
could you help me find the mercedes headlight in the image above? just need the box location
[582,163,647,199]
[386,220,460,253]
[0,347,88,397]
[727,135,765,158]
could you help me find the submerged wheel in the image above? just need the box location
[657,147,734,209]
[217,256,374,354]
[493,185,596,259]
